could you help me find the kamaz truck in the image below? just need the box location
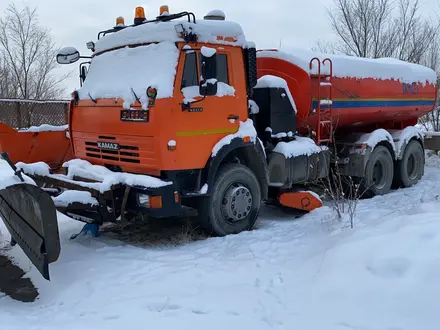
[0,6,436,280]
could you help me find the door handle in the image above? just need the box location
[228,115,239,120]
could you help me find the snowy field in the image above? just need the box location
[1,154,440,330]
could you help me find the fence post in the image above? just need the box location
[64,103,69,124]
[16,102,21,129]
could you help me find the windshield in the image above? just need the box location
[77,41,179,109]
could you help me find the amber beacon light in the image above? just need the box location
[160,5,170,15]
[115,16,125,27]
[134,6,146,25]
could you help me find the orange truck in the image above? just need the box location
[0,6,437,280]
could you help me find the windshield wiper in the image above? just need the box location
[131,88,140,104]
[88,93,97,103]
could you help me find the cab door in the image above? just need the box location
[174,46,247,170]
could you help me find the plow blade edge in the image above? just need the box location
[0,183,60,280]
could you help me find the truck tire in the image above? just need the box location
[394,139,424,188]
[361,145,394,198]
[198,163,261,236]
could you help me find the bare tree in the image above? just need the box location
[311,39,339,54]
[325,0,392,58]
[0,56,16,98]
[322,0,439,64]
[0,3,68,100]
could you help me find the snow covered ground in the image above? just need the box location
[1,154,440,330]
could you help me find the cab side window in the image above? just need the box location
[181,52,198,88]
[216,54,229,84]
[197,53,230,84]
[181,51,230,89]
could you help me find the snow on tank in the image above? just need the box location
[257,47,437,85]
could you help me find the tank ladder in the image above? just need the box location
[309,57,334,144]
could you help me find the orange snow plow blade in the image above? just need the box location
[278,191,323,212]
[0,122,73,170]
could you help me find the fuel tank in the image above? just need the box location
[256,48,437,134]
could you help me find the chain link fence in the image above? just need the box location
[0,99,69,129]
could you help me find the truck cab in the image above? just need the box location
[60,8,250,176]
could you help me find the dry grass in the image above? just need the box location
[100,215,208,248]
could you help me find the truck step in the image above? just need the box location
[320,100,333,105]
[320,120,332,125]
[320,82,332,86]
[311,73,332,78]
[278,191,323,211]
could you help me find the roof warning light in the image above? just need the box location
[160,5,170,16]
[134,6,146,25]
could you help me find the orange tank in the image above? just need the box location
[256,48,437,135]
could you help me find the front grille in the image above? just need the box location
[85,141,141,163]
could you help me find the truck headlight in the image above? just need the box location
[137,193,150,208]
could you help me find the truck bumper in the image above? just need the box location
[125,184,183,218]
[16,159,186,223]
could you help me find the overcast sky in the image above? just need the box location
[0,0,438,97]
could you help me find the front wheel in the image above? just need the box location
[198,163,262,236]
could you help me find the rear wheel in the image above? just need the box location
[361,145,394,198]
[198,163,261,236]
[394,139,424,188]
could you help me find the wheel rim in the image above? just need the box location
[372,159,387,190]
[221,183,253,224]
[407,152,419,180]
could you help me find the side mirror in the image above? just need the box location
[57,47,80,64]
[81,66,88,79]
[199,79,217,96]
[200,49,217,80]
[199,47,217,96]
[80,64,88,86]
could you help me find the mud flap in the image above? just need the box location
[0,183,60,280]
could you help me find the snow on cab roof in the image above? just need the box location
[77,42,179,107]
[257,47,437,85]
[94,16,247,54]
